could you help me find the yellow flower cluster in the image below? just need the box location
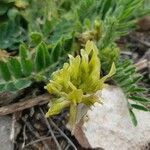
[44,41,116,131]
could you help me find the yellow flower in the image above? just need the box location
[44,40,116,132]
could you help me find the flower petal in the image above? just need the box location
[46,98,70,117]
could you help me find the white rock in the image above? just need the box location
[0,116,21,150]
[0,116,14,150]
[77,86,150,150]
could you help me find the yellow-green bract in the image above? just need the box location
[44,41,116,132]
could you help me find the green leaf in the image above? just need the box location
[0,0,15,3]
[120,78,133,87]
[8,58,23,78]
[0,84,5,92]
[0,20,26,50]
[19,44,28,59]
[122,60,132,68]
[7,8,19,20]
[100,62,116,84]
[129,96,150,103]
[124,65,135,74]
[5,82,17,92]
[19,44,33,76]
[131,104,149,111]
[14,79,32,90]
[34,42,51,71]
[129,87,147,93]
[77,0,95,22]
[0,61,11,81]
[51,41,62,62]
[129,109,137,126]
[125,84,135,93]
[132,76,142,84]
[42,43,51,67]
[102,0,112,19]
[0,3,9,15]
[21,59,33,76]
[30,32,42,45]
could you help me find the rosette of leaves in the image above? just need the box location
[44,41,116,132]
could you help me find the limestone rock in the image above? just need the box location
[0,116,14,150]
[74,86,150,150]
[0,116,20,150]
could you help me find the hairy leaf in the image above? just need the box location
[5,82,17,92]
[35,42,51,71]
[21,59,33,76]
[30,32,42,45]
[19,44,28,59]
[0,61,11,81]
[8,58,23,78]
[14,79,32,90]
